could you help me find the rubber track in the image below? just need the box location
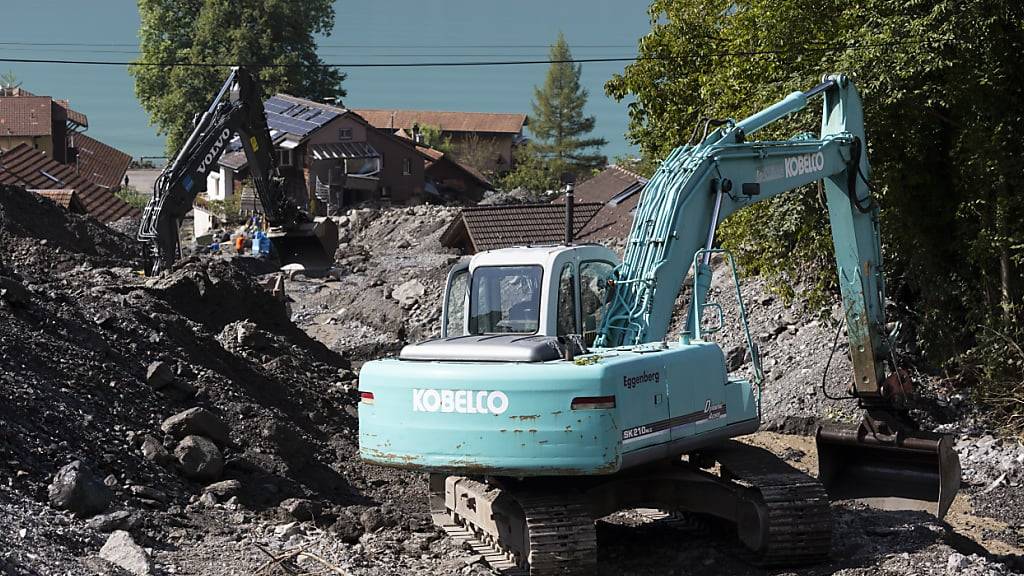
[430,479,597,576]
[711,442,833,565]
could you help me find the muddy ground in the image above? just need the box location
[0,191,1022,575]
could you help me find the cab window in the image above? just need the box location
[469,265,543,334]
[443,268,469,337]
[580,261,614,345]
[556,263,577,336]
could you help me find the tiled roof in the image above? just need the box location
[55,99,88,128]
[28,189,86,213]
[553,166,647,241]
[72,133,131,190]
[0,96,52,137]
[440,202,601,253]
[354,109,527,135]
[0,144,138,222]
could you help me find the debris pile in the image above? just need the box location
[2,185,1022,575]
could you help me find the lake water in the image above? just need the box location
[2,1,651,161]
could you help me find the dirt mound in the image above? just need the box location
[0,198,433,573]
[0,184,140,275]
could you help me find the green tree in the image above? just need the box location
[607,0,1024,427]
[414,124,453,155]
[530,32,607,177]
[497,143,562,195]
[131,0,346,155]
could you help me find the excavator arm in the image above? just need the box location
[137,67,314,275]
[597,75,959,517]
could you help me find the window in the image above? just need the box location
[556,263,577,336]
[580,261,615,346]
[469,266,543,334]
[402,157,412,176]
[338,128,353,141]
[443,268,469,337]
[277,149,293,167]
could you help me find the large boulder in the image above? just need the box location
[161,407,230,445]
[145,361,174,389]
[99,531,152,576]
[174,435,224,482]
[391,279,426,309]
[47,460,111,518]
[0,276,29,306]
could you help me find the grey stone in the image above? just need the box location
[330,512,365,544]
[725,345,746,372]
[280,498,322,521]
[199,492,218,507]
[161,407,229,445]
[48,460,111,518]
[87,510,133,533]
[203,479,241,497]
[360,506,391,533]
[174,435,224,482]
[0,276,29,306]
[391,279,426,308]
[99,530,152,576]
[145,361,174,389]
[140,435,172,465]
[129,485,168,503]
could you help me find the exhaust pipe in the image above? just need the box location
[816,417,961,519]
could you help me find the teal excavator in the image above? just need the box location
[358,76,961,575]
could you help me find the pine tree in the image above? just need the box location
[530,33,607,177]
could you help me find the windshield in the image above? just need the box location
[469,265,543,334]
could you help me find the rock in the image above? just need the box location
[199,492,218,507]
[140,435,172,465]
[391,279,426,308]
[274,522,304,540]
[47,460,111,518]
[725,345,746,372]
[203,479,241,497]
[280,498,322,521]
[87,510,133,533]
[174,435,224,482]
[0,276,29,306]
[360,506,391,533]
[947,552,969,573]
[145,361,174,389]
[129,485,168,503]
[161,407,230,445]
[99,531,152,576]
[330,512,365,544]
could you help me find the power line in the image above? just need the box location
[0,38,942,69]
[0,41,638,49]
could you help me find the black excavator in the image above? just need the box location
[137,66,337,275]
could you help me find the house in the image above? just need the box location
[354,109,528,174]
[439,202,602,255]
[0,144,137,222]
[552,165,648,243]
[0,86,131,193]
[412,142,492,203]
[206,94,432,216]
[28,189,87,214]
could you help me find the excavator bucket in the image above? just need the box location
[816,422,961,519]
[268,217,339,271]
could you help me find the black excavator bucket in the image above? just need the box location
[816,421,961,519]
[268,217,339,271]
